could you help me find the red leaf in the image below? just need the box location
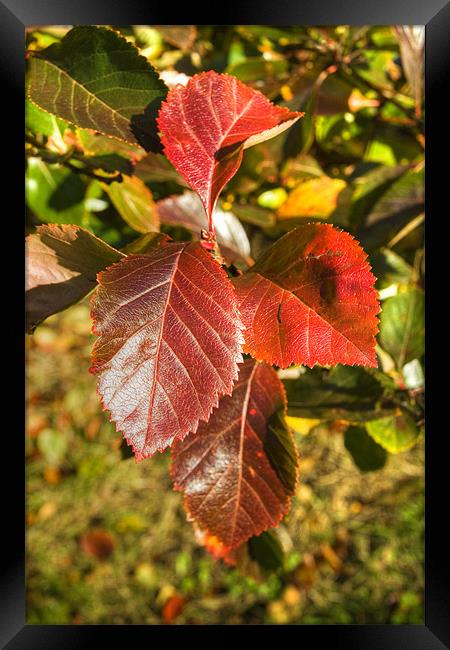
[90,241,244,459]
[171,359,298,548]
[233,224,380,368]
[157,71,303,227]
[162,594,186,623]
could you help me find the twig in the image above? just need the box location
[387,213,425,249]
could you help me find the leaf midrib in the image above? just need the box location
[228,362,258,544]
[30,56,150,142]
[143,246,185,450]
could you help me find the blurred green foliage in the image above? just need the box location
[25,24,424,624]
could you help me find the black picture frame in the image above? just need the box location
[4,0,447,646]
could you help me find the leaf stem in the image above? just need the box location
[25,137,123,184]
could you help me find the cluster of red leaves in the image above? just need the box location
[90,72,380,553]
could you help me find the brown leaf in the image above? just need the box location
[26,224,123,333]
[80,529,115,561]
[320,543,343,573]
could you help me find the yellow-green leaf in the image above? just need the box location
[277,177,346,220]
[366,411,421,453]
[104,176,159,234]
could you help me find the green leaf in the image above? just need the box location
[37,428,68,466]
[27,26,168,151]
[368,27,398,49]
[121,232,170,255]
[316,75,353,116]
[357,167,424,251]
[119,436,135,460]
[348,163,409,231]
[364,138,398,166]
[83,180,109,215]
[232,203,276,227]
[282,89,316,159]
[133,26,164,58]
[265,410,299,493]
[26,157,87,224]
[281,153,324,186]
[366,411,421,453]
[236,25,298,44]
[226,57,288,82]
[103,175,159,234]
[135,152,186,185]
[26,99,68,138]
[27,28,62,50]
[315,113,368,160]
[77,153,134,176]
[284,366,393,422]
[370,247,413,291]
[379,288,424,368]
[248,530,285,572]
[364,125,423,167]
[344,425,387,472]
[228,38,246,67]
[76,128,145,160]
[257,188,288,211]
[353,50,398,89]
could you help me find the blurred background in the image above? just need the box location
[26,25,424,625]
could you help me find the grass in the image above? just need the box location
[26,301,424,625]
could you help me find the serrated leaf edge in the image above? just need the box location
[26,26,168,148]
[170,360,299,548]
[90,245,245,460]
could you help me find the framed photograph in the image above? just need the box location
[3,0,446,646]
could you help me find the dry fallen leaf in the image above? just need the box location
[79,529,115,561]
[320,543,343,573]
[162,594,186,623]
